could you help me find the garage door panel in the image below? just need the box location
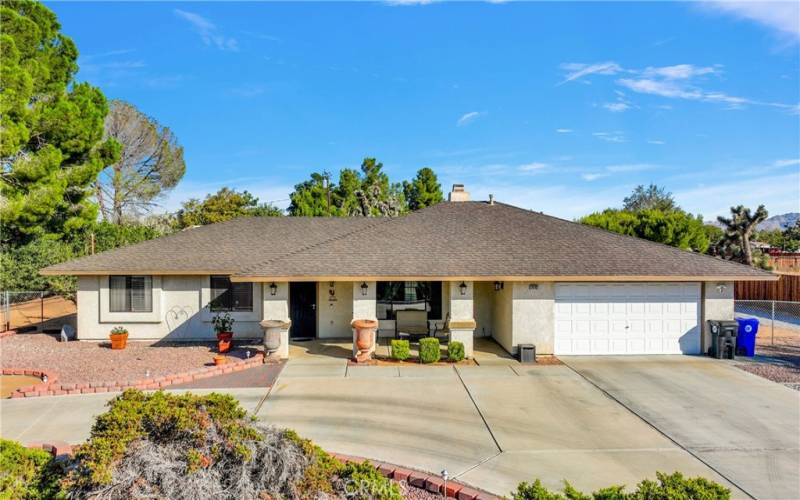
[554,283,700,355]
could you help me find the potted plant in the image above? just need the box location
[213,354,227,366]
[109,326,129,350]
[212,312,235,353]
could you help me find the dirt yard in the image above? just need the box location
[0,333,265,387]
[0,295,76,332]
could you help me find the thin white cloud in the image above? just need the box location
[642,64,719,80]
[581,173,610,182]
[702,1,800,41]
[229,84,266,98]
[774,158,800,168]
[457,111,485,127]
[558,62,622,85]
[555,128,573,133]
[602,102,630,113]
[592,131,626,143]
[676,172,800,218]
[518,162,549,172]
[174,9,239,51]
[562,61,798,113]
[647,139,666,145]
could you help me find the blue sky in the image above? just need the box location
[49,1,800,220]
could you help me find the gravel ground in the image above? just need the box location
[733,332,800,391]
[0,333,265,386]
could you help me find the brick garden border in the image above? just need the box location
[330,453,501,500]
[7,353,266,399]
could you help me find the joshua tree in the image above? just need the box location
[717,205,768,266]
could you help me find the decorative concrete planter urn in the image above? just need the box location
[109,327,128,350]
[351,319,378,362]
[260,320,291,361]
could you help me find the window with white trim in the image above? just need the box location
[109,276,153,312]
[210,276,253,312]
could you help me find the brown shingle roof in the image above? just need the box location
[43,201,774,281]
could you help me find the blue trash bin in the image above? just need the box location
[736,318,759,357]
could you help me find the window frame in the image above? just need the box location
[209,275,254,312]
[376,281,442,320]
[108,275,153,313]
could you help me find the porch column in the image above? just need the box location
[449,281,476,358]
[262,282,290,359]
[352,281,377,358]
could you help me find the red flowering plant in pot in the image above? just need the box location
[212,312,235,353]
[109,326,129,350]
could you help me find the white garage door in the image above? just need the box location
[554,283,700,355]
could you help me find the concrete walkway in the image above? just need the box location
[563,355,800,500]
[5,355,794,497]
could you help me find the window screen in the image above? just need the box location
[109,276,153,312]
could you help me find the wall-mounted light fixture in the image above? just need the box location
[528,283,539,291]
[360,282,369,296]
[494,281,503,292]
[715,283,727,295]
[459,281,468,296]
[269,282,277,296]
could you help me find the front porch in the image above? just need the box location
[258,279,554,361]
[287,336,518,365]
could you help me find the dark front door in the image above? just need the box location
[289,282,317,339]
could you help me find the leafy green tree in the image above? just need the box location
[175,187,281,228]
[717,205,768,266]
[288,158,411,216]
[0,0,119,244]
[782,221,800,252]
[96,100,185,223]
[580,209,710,252]
[623,184,677,212]
[0,236,77,298]
[403,167,443,211]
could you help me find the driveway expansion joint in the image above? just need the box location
[453,365,503,454]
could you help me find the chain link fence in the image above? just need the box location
[0,291,76,333]
[734,300,800,348]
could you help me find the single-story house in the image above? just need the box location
[42,185,774,358]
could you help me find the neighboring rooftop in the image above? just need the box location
[43,199,774,281]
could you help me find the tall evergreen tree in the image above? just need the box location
[0,0,119,244]
[403,167,443,211]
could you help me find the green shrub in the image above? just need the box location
[419,337,440,363]
[512,472,730,500]
[0,438,64,499]
[63,390,401,499]
[448,341,465,362]
[390,339,410,360]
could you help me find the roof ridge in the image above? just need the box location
[494,201,769,275]
[234,216,398,276]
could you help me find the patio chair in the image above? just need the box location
[395,310,429,341]
[431,312,450,343]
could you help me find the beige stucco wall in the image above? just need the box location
[512,282,555,355]
[473,281,493,337]
[318,281,354,338]
[76,275,263,341]
[263,281,289,322]
[491,283,514,353]
[701,281,735,353]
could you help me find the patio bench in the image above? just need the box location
[395,310,430,340]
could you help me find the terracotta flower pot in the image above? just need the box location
[109,332,128,350]
[216,332,233,353]
[213,355,227,366]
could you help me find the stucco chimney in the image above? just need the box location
[448,184,470,202]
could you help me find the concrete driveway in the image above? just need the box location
[563,356,800,500]
[259,358,739,496]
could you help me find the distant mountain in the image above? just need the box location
[707,212,799,231]
[758,213,799,231]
